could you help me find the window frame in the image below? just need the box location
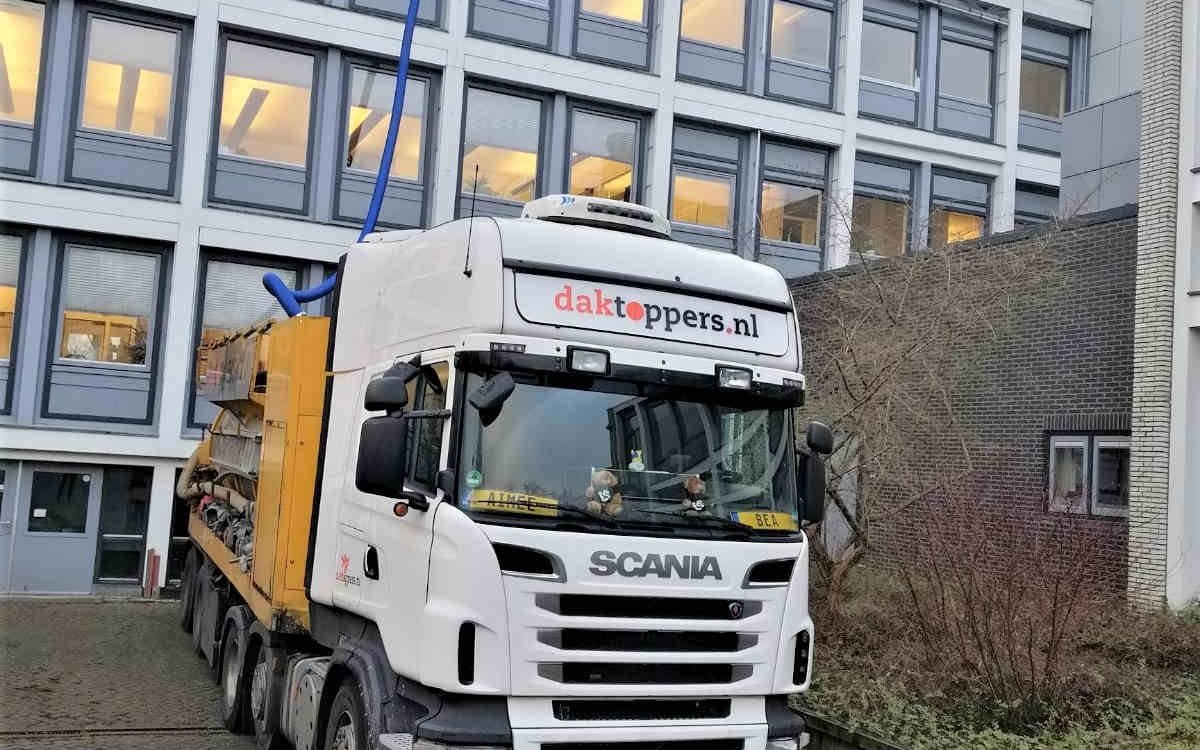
[0,0,53,177]
[185,249,310,430]
[0,224,31,416]
[677,0,751,54]
[755,138,830,254]
[333,56,437,230]
[347,0,442,28]
[405,359,452,494]
[467,0,555,52]
[206,32,322,216]
[1019,22,1073,120]
[571,0,654,72]
[92,465,152,585]
[859,18,920,92]
[1091,436,1131,518]
[41,234,170,425]
[577,0,649,28]
[850,154,916,258]
[766,0,835,72]
[928,168,991,248]
[669,164,738,231]
[562,101,647,205]
[455,80,550,216]
[1045,432,1130,519]
[64,6,190,196]
[932,16,996,142]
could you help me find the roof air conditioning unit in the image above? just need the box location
[521,195,672,240]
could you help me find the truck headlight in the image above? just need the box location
[766,734,811,750]
[716,365,752,389]
[380,736,508,750]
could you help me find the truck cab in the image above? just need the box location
[306,196,824,750]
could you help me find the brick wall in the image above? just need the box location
[791,209,1137,586]
[1129,0,1183,607]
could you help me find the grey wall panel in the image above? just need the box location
[678,41,746,90]
[763,142,826,179]
[1018,113,1062,154]
[211,156,307,213]
[855,158,912,194]
[940,13,993,44]
[1060,105,1101,176]
[1099,93,1142,166]
[672,224,735,252]
[471,0,551,48]
[858,79,917,124]
[0,123,34,173]
[757,240,821,280]
[766,60,832,107]
[1023,24,1072,58]
[337,173,424,228]
[457,194,524,218]
[576,15,650,69]
[352,0,440,24]
[46,363,151,422]
[864,0,919,23]
[68,132,173,193]
[935,97,993,140]
[674,126,741,163]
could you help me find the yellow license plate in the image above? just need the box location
[732,510,798,531]
[468,489,560,517]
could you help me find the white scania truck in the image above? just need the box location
[177,195,832,750]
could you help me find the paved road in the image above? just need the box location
[0,598,255,749]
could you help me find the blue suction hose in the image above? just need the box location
[262,0,421,316]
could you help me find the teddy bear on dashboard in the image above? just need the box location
[680,474,708,514]
[585,469,624,516]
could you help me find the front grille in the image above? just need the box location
[537,594,762,620]
[552,699,732,721]
[544,741,743,750]
[540,629,751,652]
[539,663,751,685]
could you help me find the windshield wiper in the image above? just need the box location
[632,508,755,537]
[472,500,620,527]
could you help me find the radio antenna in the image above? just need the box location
[463,164,478,278]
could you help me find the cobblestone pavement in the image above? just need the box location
[0,598,255,749]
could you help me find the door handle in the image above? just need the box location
[364,546,379,580]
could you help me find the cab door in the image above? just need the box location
[355,354,453,653]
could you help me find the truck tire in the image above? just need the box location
[249,641,286,750]
[178,546,199,633]
[220,615,251,733]
[323,680,369,750]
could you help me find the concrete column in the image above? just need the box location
[826,0,863,270]
[430,0,469,223]
[647,0,681,215]
[992,8,1023,233]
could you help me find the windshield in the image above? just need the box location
[456,371,799,538]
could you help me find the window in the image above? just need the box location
[461,87,542,204]
[568,110,638,202]
[928,171,989,248]
[0,233,21,360]
[79,17,178,139]
[761,182,821,245]
[671,167,734,228]
[680,0,745,50]
[408,361,449,490]
[345,67,427,181]
[1049,435,1128,517]
[217,40,314,166]
[28,471,91,534]
[0,0,46,126]
[938,39,990,103]
[770,1,832,68]
[851,195,908,257]
[191,257,297,426]
[59,246,159,366]
[1015,182,1059,226]
[861,21,916,86]
[582,0,645,23]
[1019,58,1067,119]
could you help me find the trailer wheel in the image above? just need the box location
[249,642,286,750]
[323,680,369,750]
[220,618,250,733]
[178,546,198,633]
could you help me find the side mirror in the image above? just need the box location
[800,453,825,524]
[355,414,429,511]
[806,421,834,455]
[469,372,516,427]
[364,376,409,412]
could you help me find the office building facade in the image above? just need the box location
[0,0,1092,593]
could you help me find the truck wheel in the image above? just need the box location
[178,547,198,633]
[220,620,250,733]
[250,643,285,750]
[323,680,369,750]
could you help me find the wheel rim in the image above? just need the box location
[250,649,268,729]
[331,709,357,750]
[222,633,240,708]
